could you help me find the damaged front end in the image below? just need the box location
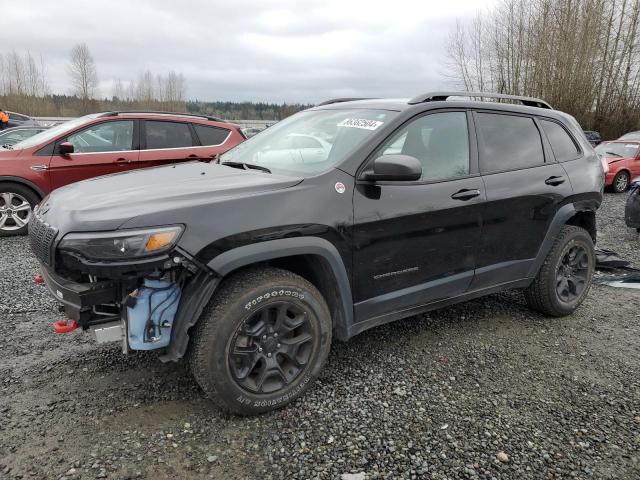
[30,214,219,362]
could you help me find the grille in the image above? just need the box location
[28,214,58,266]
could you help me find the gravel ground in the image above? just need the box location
[1,193,639,480]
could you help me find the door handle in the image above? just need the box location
[545,175,565,186]
[186,154,199,159]
[451,188,481,201]
[114,157,130,163]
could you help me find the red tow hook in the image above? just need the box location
[53,320,78,334]
[34,274,44,285]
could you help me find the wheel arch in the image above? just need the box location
[613,167,631,178]
[527,202,598,279]
[565,210,596,243]
[0,176,45,200]
[207,237,354,341]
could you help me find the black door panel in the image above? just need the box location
[471,164,572,289]
[352,177,485,319]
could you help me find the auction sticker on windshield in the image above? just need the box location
[337,118,384,130]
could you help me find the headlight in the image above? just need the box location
[59,226,183,261]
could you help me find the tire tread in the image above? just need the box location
[188,266,330,414]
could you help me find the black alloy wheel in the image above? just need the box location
[228,301,314,394]
[556,244,589,303]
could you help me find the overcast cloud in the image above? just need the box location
[1,0,495,103]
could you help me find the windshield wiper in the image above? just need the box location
[221,161,271,174]
[605,151,623,157]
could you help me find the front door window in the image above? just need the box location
[380,111,470,181]
[66,121,134,153]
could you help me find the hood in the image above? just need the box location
[603,155,630,164]
[40,162,303,234]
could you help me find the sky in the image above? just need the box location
[0,0,496,103]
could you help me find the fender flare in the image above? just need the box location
[208,236,354,338]
[527,203,577,278]
[0,176,45,198]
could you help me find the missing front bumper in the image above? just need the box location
[39,265,120,325]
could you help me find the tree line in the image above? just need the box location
[0,44,308,120]
[448,0,640,138]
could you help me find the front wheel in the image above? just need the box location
[525,225,595,317]
[0,183,39,236]
[189,267,332,415]
[612,171,630,193]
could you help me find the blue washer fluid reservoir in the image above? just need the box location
[127,278,181,350]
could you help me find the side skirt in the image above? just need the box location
[346,277,532,338]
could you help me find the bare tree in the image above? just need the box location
[68,43,98,112]
[447,0,640,138]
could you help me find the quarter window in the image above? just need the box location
[477,113,544,173]
[193,124,229,146]
[540,119,579,161]
[66,121,134,153]
[379,111,470,181]
[145,121,193,149]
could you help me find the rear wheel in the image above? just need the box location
[0,183,39,236]
[613,171,630,193]
[189,267,332,415]
[525,225,594,317]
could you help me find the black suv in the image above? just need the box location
[30,92,603,414]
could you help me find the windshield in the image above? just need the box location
[220,109,396,174]
[595,142,640,158]
[12,114,99,150]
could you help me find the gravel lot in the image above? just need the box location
[1,193,639,480]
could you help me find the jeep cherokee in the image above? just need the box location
[30,92,604,415]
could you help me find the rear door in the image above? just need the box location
[470,111,573,289]
[352,110,485,322]
[138,120,200,168]
[191,123,232,160]
[49,120,139,190]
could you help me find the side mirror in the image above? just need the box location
[58,142,74,156]
[363,154,422,182]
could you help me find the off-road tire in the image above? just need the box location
[0,182,39,237]
[612,171,630,193]
[189,267,332,415]
[525,225,595,317]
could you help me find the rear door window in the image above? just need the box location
[476,113,544,173]
[540,120,580,161]
[145,121,194,149]
[193,124,229,146]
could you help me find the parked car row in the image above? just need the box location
[5,111,40,128]
[0,111,245,235]
[0,126,49,147]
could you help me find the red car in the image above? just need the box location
[0,112,245,235]
[596,140,640,193]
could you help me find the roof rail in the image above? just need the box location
[407,91,552,109]
[317,98,375,106]
[98,111,226,122]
